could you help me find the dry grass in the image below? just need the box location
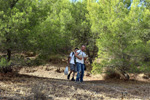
[0,63,150,100]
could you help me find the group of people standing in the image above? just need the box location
[67,45,87,83]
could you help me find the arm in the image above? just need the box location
[84,53,88,61]
[84,57,87,61]
[75,52,82,60]
[68,56,71,64]
[68,52,72,65]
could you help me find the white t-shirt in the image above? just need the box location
[69,52,75,64]
[76,50,86,64]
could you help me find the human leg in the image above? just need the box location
[68,64,74,80]
[80,64,85,82]
[76,63,81,82]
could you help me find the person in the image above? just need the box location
[67,48,79,81]
[75,45,87,83]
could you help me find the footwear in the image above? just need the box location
[71,78,75,81]
[75,81,80,84]
[67,74,70,80]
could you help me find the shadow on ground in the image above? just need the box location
[0,73,150,100]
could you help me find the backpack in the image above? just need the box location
[72,52,76,64]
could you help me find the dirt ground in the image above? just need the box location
[0,63,150,100]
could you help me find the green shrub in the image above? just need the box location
[0,57,11,73]
[89,0,150,77]
[103,68,121,80]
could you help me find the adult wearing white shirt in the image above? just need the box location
[75,45,87,82]
[67,48,79,81]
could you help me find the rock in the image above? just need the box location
[143,75,149,79]
[86,73,91,77]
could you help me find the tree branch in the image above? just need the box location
[10,0,19,9]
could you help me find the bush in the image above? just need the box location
[0,57,12,73]
[32,84,47,100]
[90,0,150,77]
[103,68,121,80]
[92,61,130,80]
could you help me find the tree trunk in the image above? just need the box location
[7,49,11,61]
[5,0,19,61]
[86,47,92,64]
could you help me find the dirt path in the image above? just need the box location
[0,64,150,100]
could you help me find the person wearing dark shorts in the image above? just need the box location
[67,48,79,81]
[70,64,77,72]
